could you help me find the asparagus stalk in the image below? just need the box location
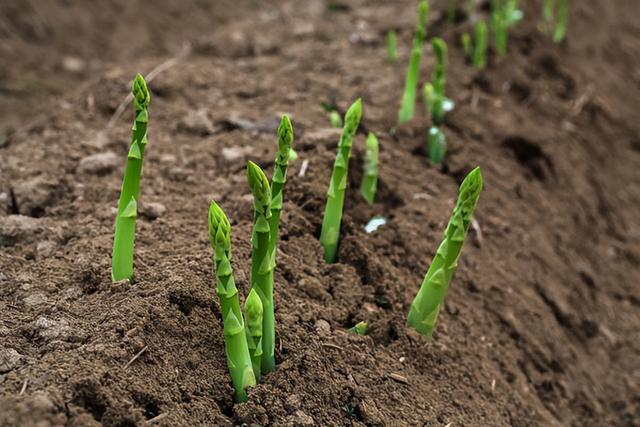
[244,288,263,381]
[360,132,379,205]
[473,20,488,69]
[223,310,256,403]
[320,98,363,263]
[246,161,275,374]
[207,201,255,402]
[407,167,483,338]
[349,321,368,335]
[553,0,568,43]
[430,37,447,126]
[461,32,472,60]
[398,0,428,125]
[111,74,150,282]
[428,127,446,164]
[542,0,555,32]
[387,30,397,63]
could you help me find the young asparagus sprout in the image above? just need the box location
[398,0,428,125]
[244,288,263,381]
[320,98,363,263]
[461,32,472,60]
[329,110,343,128]
[349,321,368,335]
[553,0,568,43]
[208,201,256,402]
[429,37,448,126]
[491,0,523,55]
[387,30,397,63]
[542,0,554,32]
[428,127,446,164]
[360,132,379,205]
[111,74,150,282]
[473,20,488,69]
[407,167,483,338]
[246,161,276,375]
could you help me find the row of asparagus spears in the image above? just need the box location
[110,75,482,402]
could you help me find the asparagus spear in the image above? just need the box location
[387,30,397,63]
[111,74,150,282]
[360,132,379,205]
[246,161,276,374]
[320,98,363,263]
[407,167,483,338]
[244,288,263,381]
[398,0,428,125]
[473,20,488,70]
[207,201,255,402]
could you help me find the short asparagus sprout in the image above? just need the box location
[398,0,428,125]
[360,132,379,205]
[329,110,343,128]
[349,321,368,335]
[473,20,488,69]
[246,161,276,375]
[387,30,397,63]
[208,201,255,402]
[244,288,263,381]
[491,0,523,56]
[320,98,363,263]
[429,38,448,126]
[111,74,150,282]
[407,167,483,338]
[553,0,568,43]
[428,127,446,164]
[542,0,554,32]
[461,32,472,60]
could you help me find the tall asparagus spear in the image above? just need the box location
[111,74,151,282]
[320,98,363,263]
[398,0,428,125]
[207,201,255,402]
[407,167,483,338]
[246,161,276,374]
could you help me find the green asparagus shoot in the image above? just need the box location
[428,127,446,164]
[360,132,379,205]
[407,167,483,338]
[329,110,343,128]
[111,74,150,282]
[223,311,256,402]
[542,0,554,31]
[473,20,488,69]
[553,0,568,43]
[244,288,263,381]
[430,37,447,126]
[246,161,275,375]
[491,0,523,56]
[349,321,368,335]
[208,201,255,402]
[387,30,397,63]
[461,32,472,60]
[398,0,428,125]
[320,98,363,263]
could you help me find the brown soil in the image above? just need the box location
[1,0,639,426]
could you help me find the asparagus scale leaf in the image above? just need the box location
[398,0,428,125]
[112,74,150,282]
[207,201,255,402]
[360,132,379,205]
[247,161,276,374]
[320,98,363,263]
[407,167,483,338]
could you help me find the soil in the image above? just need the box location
[1,0,640,426]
